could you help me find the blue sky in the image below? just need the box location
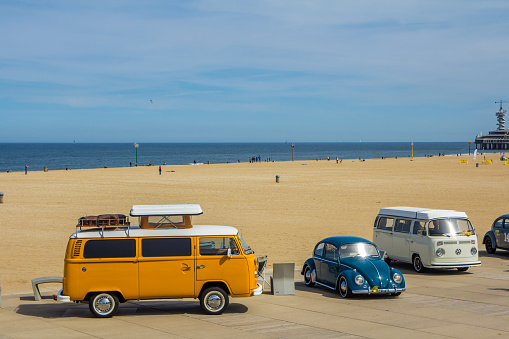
[1,0,509,142]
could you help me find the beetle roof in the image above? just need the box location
[378,207,468,220]
[320,236,373,247]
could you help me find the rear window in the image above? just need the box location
[142,238,192,257]
[376,217,394,231]
[83,239,136,258]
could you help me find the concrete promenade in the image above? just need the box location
[2,251,509,338]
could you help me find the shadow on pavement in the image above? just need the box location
[387,261,475,276]
[294,281,400,301]
[15,300,248,319]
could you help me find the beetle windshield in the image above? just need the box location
[340,242,379,259]
[237,233,253,255]
[428,219,475,236]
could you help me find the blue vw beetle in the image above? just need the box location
[301,236,405,297]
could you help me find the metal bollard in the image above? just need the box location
[0,192,3,204]
[275,175,280,183]
[476,163,479,167]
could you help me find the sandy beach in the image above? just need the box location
[1,154,507,294]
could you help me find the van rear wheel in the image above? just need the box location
[200,287,229,315]
[89,292,119,318]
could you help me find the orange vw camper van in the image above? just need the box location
[57,204,262,317]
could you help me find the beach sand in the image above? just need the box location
[0,154,507,294]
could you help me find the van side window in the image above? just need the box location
[83,239,136,258]
[395,219,411,233]
[494,219,504,228]
[324,243,338,261]
[412,221,427,235]
[314,243,325,257]
[142,238,191,257]
[199,237,239,256]
[377,217,394,231]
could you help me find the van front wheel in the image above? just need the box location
[89,292,119,318]
[200,287,229,315]
[413,255,427,273]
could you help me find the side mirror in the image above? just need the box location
[227,247,232,258]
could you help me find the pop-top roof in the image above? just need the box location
[130,204,203,216]
[378,207,468,220]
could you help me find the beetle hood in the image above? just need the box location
[342,257,392,288]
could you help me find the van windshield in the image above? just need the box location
[237,233,253,255]
[340,243,379,259]
[428,218,475,236]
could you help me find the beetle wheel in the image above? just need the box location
[200,287,229,315]
[457,267,469,272]
[413,255,427,273]
[485,237,496,254]
[338,276,352,298]
[89,292,119,318]
[304,266,315,287]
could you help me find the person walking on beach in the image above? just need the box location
[159,165,161,175]
[25,164,29,175]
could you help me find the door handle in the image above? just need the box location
[197,265,205,269]
[181,265,191,270]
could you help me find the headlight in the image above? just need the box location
[354,275,364,286]
[471,247,477,255]
[436,247,445,257]
[393,272,402,284]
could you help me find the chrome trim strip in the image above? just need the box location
[367,260,382,287]
[314,281,336,290]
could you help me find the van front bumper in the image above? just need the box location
[429,261,481,268]
[56,289,71,303]
[253,283,263,296]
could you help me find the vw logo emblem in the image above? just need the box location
[455,248,462,255]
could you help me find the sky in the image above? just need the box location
[1,0,509,143]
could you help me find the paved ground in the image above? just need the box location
[2,251,509,338]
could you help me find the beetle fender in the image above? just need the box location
[337,270,357,290]
[483,231,496,246]
[302,259,316,275]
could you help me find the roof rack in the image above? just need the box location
[74,205,204,237]
[76,214,131,238]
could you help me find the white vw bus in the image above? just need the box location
[373,207,481,272]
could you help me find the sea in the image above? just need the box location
[0,142,486,172]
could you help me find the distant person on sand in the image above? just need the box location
[25,164,29,175]
[159,165,161,175]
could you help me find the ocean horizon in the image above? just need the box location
[0,142,490,172]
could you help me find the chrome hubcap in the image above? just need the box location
[95,296,112,313]
[206,294,222,309]
[340,279,347,293]
[305,269,311,282]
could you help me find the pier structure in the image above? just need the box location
[474,102,509,150]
